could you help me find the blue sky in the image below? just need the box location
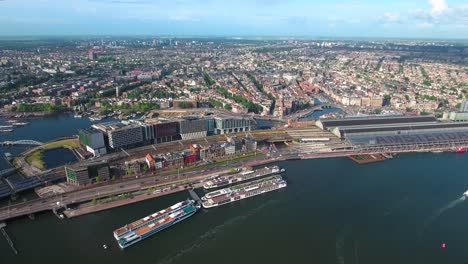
[0,0,466,38]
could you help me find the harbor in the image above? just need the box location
[2,155,468,264]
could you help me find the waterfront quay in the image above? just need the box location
[3,115,468,223]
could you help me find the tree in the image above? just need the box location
[224,104,232,111]
[91,198,98,205]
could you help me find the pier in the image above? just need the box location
[188,189,202,205]
[0,223,18,255]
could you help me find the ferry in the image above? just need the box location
[202,175,287,209]
[113,200,199,249]
[203,166,284,190]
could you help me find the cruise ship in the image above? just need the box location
[202,175,287,209]
[203,166,284,190]
[113,200,199,249]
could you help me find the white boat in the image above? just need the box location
[463,190,468,197]
[12,122,29,126]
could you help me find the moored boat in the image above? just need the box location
[203,166,284,190]
[202,175,287,209]
[113,200,199,249]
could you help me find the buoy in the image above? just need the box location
[441,243,446,249]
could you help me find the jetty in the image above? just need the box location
[0,222,18,255]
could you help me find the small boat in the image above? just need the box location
[103,244,108,249]
[463,190,468,197]
[0,129,13,133]
[455,147,466,154]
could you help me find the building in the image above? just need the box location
[78,128,107,157]
[449,112,468,122]
[224,143,236,156]
[163,153,184,168]
[316,115,437,130]
[243,137,258,152]
[227,136,243,153]
[153,121,179,143]
[206,118,215,136]
[178,117,207,140]
[154,157,163,169]
[214,117,251,135]
[140,123,155,144]
[460,100,468,112]
[125,160,141,174]
[88,49,97,60]
[65,162,110,186]
[146,154,155,170]
[105,124,144,149]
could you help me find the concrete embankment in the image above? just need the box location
[63,186,190,218]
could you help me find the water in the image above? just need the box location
[1,114,468,263]
[300,107,343,120]
[0,114,104,170]
[1,152,468,264]
[42,148,77,169]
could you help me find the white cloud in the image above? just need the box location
[382,12,401,23]
[417,22,434,28]
[429,0,448,16]
[381,0,467,29]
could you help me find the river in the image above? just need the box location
[1,116,468,264]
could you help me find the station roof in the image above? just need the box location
[338,122,468,137]
[347,129,468,147]
[318,115,437,130]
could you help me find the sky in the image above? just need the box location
[0,0,466,38]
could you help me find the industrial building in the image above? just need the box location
[214,117,251,135]
[78,128,107,157]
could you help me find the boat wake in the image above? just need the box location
[155,199,279,264]
[420,196,466,237]
[336,228,350,264]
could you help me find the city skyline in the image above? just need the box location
[0,0,467,38]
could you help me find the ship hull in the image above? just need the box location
[203,166,282,190]
[117,210,197,249]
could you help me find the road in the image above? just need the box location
[0,155,267,222]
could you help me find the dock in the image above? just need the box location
[0,223,18,255]
[188,189,202,205]
[348,154,386,165]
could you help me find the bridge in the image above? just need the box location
[0,140,44,147]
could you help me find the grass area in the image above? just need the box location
[24,139,80,170]
[26,151,45,169]
[41,139,80,151]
